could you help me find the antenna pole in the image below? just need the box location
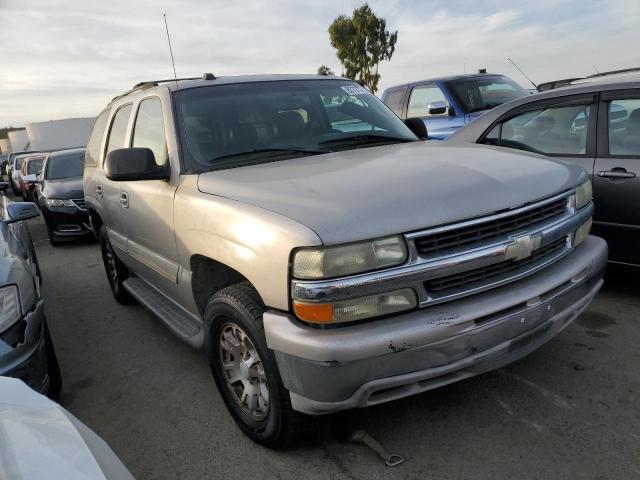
[507,57,537,90]
[163,14,178,88]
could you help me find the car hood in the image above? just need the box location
[197,142,585,244]
[42,176,84,199]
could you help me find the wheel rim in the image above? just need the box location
[103,239,118,286]
[218,322,270,420]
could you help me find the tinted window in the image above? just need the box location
[447,76,527,113]
[407,85,448,117]
[608,99,640,156]
[132,98,168,165]
[27,159,43,175]
[85,109,110,167]
[495,104,591,155]
[105,104,132,157]
[383,88,407,117]
[46,152,85,179]
[176,80,416,169]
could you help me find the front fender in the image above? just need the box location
[174,176,322,311]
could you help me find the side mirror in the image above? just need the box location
[5,202,40,224]
[427,101,448,116]
[0,182,8,192]
[23,174,38,184]
[105,148,169,182]
[404,118,429,140]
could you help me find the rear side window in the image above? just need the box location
[608,99,640,156]
[105,104,133,157]
[487,104,592,155]
[132,98,168,165]
[85,109,110,167]
[383,88,407,117]
[407,85,447,118]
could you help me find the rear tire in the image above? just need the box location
[204,282,313,448]
[99,226,134,304]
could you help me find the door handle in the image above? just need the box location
[120,192,129,208]
[597,168,636,179]
[96,184,103,198]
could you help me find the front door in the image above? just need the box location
[118,96,180,296]
[592,91,640,265]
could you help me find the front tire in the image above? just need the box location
[204,282,312,448]
[99,226,134,304]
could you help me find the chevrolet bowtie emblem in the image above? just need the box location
[505,234,541,261]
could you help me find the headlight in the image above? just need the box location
[574,179,592,210]
[574,217,592,246]
[46,199,74,208]
[292,236,407,280]
[0,285,21,333]
[293,288,417,324]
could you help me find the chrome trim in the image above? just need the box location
[70,199,87,211]
[292,194,592,307]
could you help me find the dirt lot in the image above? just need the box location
[25,210,640,479]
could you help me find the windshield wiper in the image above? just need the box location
[319,134,415,146]
[211,147,330,163]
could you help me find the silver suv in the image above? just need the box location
[84,74,607,447]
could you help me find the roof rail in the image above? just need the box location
[110,73,217,103]
[586,67,640,79]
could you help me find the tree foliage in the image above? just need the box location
[328,4,397,93]
[317,65,335,76]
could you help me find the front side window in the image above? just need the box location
[132,98,168,165]
[608,99,640,156]
[447,75,527,113]
[176,80,416,170]
[488,104,592,155]
[407,85,448,117]
[105,104,133,157]
[383,87,407,117]
[85,109,110,167]
[46,152,85,179]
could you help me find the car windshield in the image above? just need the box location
[46,152,85,179]
[15,157,27,169]
[27,159,43,175]
[176,79,417,170]
[446,76,527,113]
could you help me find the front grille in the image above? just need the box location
[425,237,568,295]
[414,197,568,257]
[71,198,86,211]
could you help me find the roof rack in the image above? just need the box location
[110,73,217,103]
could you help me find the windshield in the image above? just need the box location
[46,152,85,179]
[176,79,417,170]
[27,159,43,175]
[15,157,27,169]
[446,76,527,113]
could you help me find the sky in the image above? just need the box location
[0,0,638,127]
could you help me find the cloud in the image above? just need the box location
[0,0,638,126]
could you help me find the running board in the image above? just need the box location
[123,277,204,348]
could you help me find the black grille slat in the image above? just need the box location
[425,238,567,295]
[415,198,567,256]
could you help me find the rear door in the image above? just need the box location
[593,90,640,264]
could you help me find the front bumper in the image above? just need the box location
[0,300,50,394]
[42,205,92,240]
[265,236,607,415]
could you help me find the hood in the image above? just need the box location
[197,142,585,244]
[42,176,84,199]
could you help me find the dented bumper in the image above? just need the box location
[264,236,607,415]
